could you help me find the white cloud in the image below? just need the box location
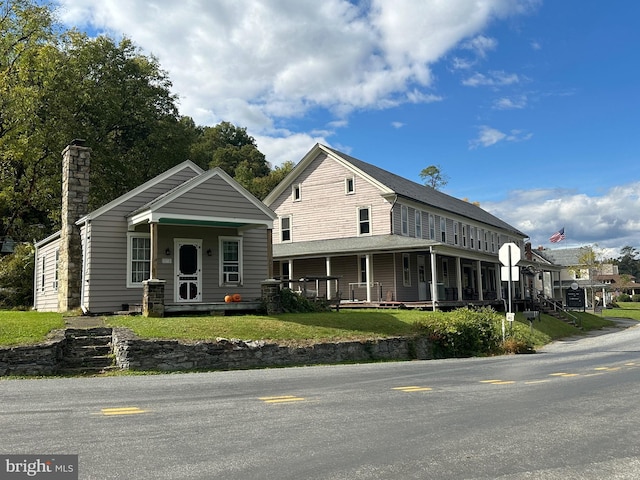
[462,35,498,58]
[469,125,532,149]
[462,70,522,87]
[54,0,539,165]
[493,95,528,109]
[391,121,405,129]
[484,182,640,253]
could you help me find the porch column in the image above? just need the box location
[288,259,294,289]
[365,254,372,303]
[266,228,273,279]
[430,248,438,311]
[143,279,165,317]
[476,260,483,301]
[496,262,503,300]
[150,222,159,279]
[456,257,463,301]
[325,256,332,300]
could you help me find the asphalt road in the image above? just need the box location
[2,319,640,479]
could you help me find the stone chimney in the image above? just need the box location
[58,139,91,312]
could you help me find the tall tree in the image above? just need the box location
[189,121,271,196]
[616,246,640,278]
[0,0,195,243]
[419,165,448,190]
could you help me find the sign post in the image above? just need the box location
[499,243,521,339]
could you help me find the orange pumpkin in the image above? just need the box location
[224,294,232,303]
[232,293,242,302]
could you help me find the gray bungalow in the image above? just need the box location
[34,141,276,315]
[264,144,550,310]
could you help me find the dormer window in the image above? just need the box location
[292,184,301,202]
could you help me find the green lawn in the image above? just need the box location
[0,311,65,346]
[0,306,628,348]
[606,302,640,321]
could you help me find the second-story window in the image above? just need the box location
[440,217,447,243]
[415,210,422,238]
[281,216,291,242]
[292,184,301,202]
[358,206,371,235]
[429,214,435,240]
[401,205,409,235]
[454,222,459,245]
[462,225,467,247]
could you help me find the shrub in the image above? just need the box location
[616,293,632,302]
[278,288,330,313]
[632,294,640,303]
[412,307,504,358]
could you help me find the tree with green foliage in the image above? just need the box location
[616,246,640,279]
[419,164,448,190]
[0,243,34,307]
[0,0,195,244]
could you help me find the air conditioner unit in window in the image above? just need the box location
[224,272,240,283]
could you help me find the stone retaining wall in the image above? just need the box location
[0,330,66,376]
[112,328,433,372]
[1,329,434,376]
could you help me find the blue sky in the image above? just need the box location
[54,0,639,257]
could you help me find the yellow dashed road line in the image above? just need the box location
[99,407,147,416]
[392,386,433,392]
[549,372,579,377]
[259,395,305,404]
[480,379,515,385]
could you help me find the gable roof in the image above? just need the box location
[264,144,526,237]
[536,247,593,267]
[75,160,203,225]
[127,166,276,228]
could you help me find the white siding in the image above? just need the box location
[271,152,391,244]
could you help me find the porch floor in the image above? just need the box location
[164,301,262,315]
[338,299,504,311]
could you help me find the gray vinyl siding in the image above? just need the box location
[85,170,268,312]
[34,239,60,312]
[157,176,272,221]
[270,152,391,244]
[83,166,215,313]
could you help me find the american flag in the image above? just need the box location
[549,227,565,243]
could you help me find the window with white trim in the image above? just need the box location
[359,256,367,283]
[292,184,301,202]
[280,216,292,242]
[358,206,371,235]
[429,214,435,240]
[462,225,467,247]
[220,236,243,286]
[53,248,59,291]
[454,222,459,245]
[40,255,46,292]
[415,210,422,238]
[345,177,355,194]
[440,217,447,243]
[470,226,475,249]
[127,233,151,287]
[401,205,409,235]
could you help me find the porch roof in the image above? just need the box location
[273,234,440,259]
[127,211,271,230]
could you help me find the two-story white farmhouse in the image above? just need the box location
[264,144,538,309]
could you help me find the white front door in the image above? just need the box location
[174,239,202,302]
[417,255,428,301]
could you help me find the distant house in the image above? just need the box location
[34,141,276,315]
[263,144,553,309]
[537,246,640,303]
